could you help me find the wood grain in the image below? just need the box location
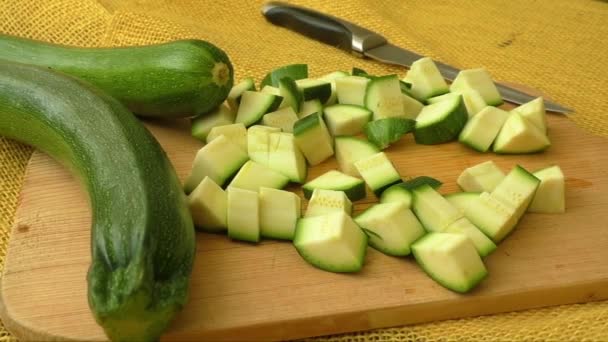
[1,111,607,341]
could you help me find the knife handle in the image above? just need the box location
[262,1,387,54]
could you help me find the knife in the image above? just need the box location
[261,1,572,114]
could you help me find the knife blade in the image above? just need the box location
[261,1,572,114]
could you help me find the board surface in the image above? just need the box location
[1,112,607,341]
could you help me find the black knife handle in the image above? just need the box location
[262,2,353,51]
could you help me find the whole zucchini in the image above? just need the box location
[0,61,196,341]
[0,34,233,118]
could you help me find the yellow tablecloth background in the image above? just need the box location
[1,0,607,340]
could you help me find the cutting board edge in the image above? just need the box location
[167,278,608,341]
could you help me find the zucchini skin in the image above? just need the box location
[0,61,196,341]
[0,34,233,118]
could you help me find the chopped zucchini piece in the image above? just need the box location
[365,74,406,120]
[450,68,503,106]
[279,77,303,113]
[228,160,290,191]
[493,112,551,154]
[444,192,481,214]
[293,113,334,165]
[188,176,227,232]
[227,77,256,111]
[354,152,402,196]
[262,106,299,133]
[364,117,416,149]
[259,187,301,240]
[445,217,496,257]
[457,160,506,193]
[323,104,372,136]
[411,184,462,232]
[227,187,260,243]
[334,136,380,177]
[260,64,308,88]
[298,99,323,118]
[355,202,425,256]
[402,93,424,119]
[296,78,332,103]
[247,125,281,166]
[512,97,547,134]
[293,211,368,273]
[428,90,486,118]
[412,232,488,293]
[268,132,307,183]
[191,104,235,141]
[463,192,518,243]
[459,106,510,152]
[335,75,370,106]
[305,189,353,218]
[317,70,349,105]
[302,170,366,201]
[528,165,565,214]
[491,165,540,218]
[207,123,247,151]
[414,95,468,145]
[184,135,249,193]
[235,90,283,127]
[380,184,412,208]
[402,57,449,100]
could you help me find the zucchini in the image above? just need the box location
[414,94,468,145]
[335,75,370,106]
[293,211,368,273]
[262,106,299,132]
[317,70,349,105]
[402,57,449,101]
[188,176,227,232]
[463,192,519,243]
[247,125,281,166]
[293,113,334,165]
[380,184,412,208]
[412,184,462,232]
[457,160,505,193]
[279,77,303,113]
[206,123,247,151]
[268,132,308,183]
[305,189,353,218]
[364,74,406,120]
[428,90,486,118]
[444,192,481,214]
[235,90,283,127]
[401,93,424,119]
[302,170,366,201]
[334,136,380,177]
[512,97,547,134]
[493,112,551,154]
[412,233,488,293]
[323,104,372,136]
[0,61,195,341]
[227,187,260,243]
[364,117,416,149]
[296,78,333,103]
[354,152,402,196]
[227,77,256,111]
[528,165,566,214]
[459,106,510,152]
[184,134,249,193]
[191,104,235,141]
[450,68,503,106]
[298,99,323,118]
[445,217,497,257]
[0,34,233,118]
[355,202,425,256]
[228,160,290,191]
[260,64,308,88]
[259,187,302,240]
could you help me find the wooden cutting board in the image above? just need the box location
[1,109,607,341]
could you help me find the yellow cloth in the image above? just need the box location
[1,0,607,340]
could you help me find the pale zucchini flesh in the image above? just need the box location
[188,176,227,232]
[191,104,235,141]
[457,160,506,193]
[227,187,260,243]
[262,106,299,133]
[445,217,497,257]
[305,189,353,217]
[246,125,281,166]
[293,211,368,273]
[293,113,334,166]
[412,184,462,232]
[459,106,510,152]
[450,68,503,106]
[493,112,551,154]
[414,95,468,145]
[380,184,412,208]
[428,90,486,118]
[302,170,366,201]
[323,104,372,136]
[512,97,547,134]
[412,232,488,293]
[267,131,307,183]
[491,165,540,218]
[184,135,249,193]
[444,192,481,214]
[355,202,425,256]
[227,77,256,111]
[463,192,518,243]
[228,160,290,191]
[298,99,323,118]
[206,123,247,151]
[334,136,380,177]
[402,57,449,100]
[528,165,565,214]
[335,75,370,106]
[401,93,424,119]
[259,187,301,240]
[354,152,402,196]
[235,90,283,127]
[365,74,406,120]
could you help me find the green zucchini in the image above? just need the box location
[0,34,233,118]
[0,61,195,341]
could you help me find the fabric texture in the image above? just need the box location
[1,0,607,340]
